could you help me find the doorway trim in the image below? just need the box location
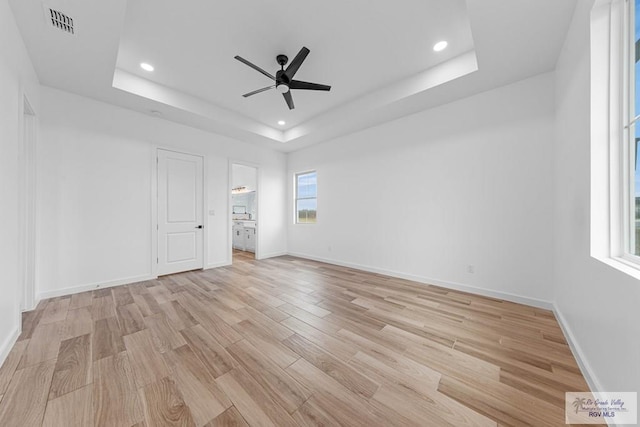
[228,160,261,262]
[152,147,208,278]
[19,96,37,311]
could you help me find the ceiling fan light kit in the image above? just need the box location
[235,46,331,110]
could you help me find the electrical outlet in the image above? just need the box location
[328,246,332,252]
[209,210,215,216]
[467,265,475,274]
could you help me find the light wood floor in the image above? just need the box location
[0,255,595,426]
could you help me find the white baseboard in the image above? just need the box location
[553,303,605,392]
[553,304,615,426]
[36,273,155,301]
[286,251,554,310]
[205,261,231,270]
[257,251,288,260]
[0,327,21,371]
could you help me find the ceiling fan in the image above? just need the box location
[234,47,331,110]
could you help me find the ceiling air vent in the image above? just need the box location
[46,7,74,35]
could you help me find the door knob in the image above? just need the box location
[196,225,203,229]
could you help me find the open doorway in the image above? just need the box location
[231,163,258,261]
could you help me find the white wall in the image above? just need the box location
[287,73,556,306]
[0,0,40,361]
[554,0,640,397]
[232,164,257,191]
[37,86,287,298]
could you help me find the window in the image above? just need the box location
[626,0,640,259]
[295,171,317,224]
[591,0,640,277]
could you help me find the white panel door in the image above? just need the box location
[157,149,204,275]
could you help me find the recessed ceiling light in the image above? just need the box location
[433,41,448,52]
[278,120,286,126]
[140,62,154,72]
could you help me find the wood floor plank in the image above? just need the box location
[62,307,93,340]
[112,286,135,306]
[437,375,565,426]
[91,295,116,321]
[277,294,331,318]
[285,358,389,426]
[147,284,176,305]
[245,287,286,307]
[0,359,55,426]
[177,295,243,347]
[231,320,299,369]
[141,376,196,427]
[277,303,341,335]
[145,312,187,353]
[124,329,170,387]
[348,349,440,397]
[39,297,71,325]
[226,339,311,414]
[216,368,298,427]
[17,320,65,369]
[372,380,497,427]
[204,406,249,427]
[133,293,163,317]
[280,317,355,362]
[93,352,144,427]
[164,345,231,426]
[18,308,44,341]
[0,340,28,395]
[291,399,342,427]
[116,303,146,336]
[43,384,93,427]
[238,307,294,341]
[383,324,502,382]
[69,291,93,310]
[159,300,198,331]
[180,325,236,378]
[282,333,379,399]
[92,316,125,361]
[233,293,289,323]
[49,333,91,399]
[215,371,275,427]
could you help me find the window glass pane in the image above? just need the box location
[635,0,640,255]
[635,130,640,255]
[297,199,317,223]
[635,0,640,111]
[297,172,317,199]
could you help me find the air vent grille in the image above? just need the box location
[47,8,74,34]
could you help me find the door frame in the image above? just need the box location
[19,96,37,311]
[228,159,261,261]
[151,147,207,278]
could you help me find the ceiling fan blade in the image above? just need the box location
[283,91,295,110]
[242,85,275,97]
[289,80,331,91]
[283,47,310,80]
[234,56,276,80]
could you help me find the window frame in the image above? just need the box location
[620,0,640,265]
[589,0,640,280]
[294,170,318,224]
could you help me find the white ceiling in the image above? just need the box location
[8,0,577,152]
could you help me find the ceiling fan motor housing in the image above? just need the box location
[275,68,290,92]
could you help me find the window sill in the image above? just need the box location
[595,255,640,282]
